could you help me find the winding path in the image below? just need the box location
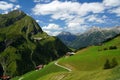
[55,61,72,72]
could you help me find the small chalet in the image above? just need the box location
[35,65,44,70]
[33,37,42,42]
[0,75,11,80]
[66,52,75,56]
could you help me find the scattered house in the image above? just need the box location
[0,75,11,80]
[66,52,75,56]
[35,64,44,70]
[33,37,42,42]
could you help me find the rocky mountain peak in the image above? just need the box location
[59,31,72,35]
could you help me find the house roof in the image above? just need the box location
[67,52,75,54]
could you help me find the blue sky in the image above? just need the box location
[0,0,120,35]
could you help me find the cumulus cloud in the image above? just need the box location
[36,20,40,23]
[42,23,63,36]
[0,1,21,14]
[13,5,21,10]
[32,1,104,17]
[32,1,104,25]
[0,1,14,10]
[32,1,106,35]
[33,0,41,3]
[103,0,120,7]
[9,0,17,2]
[86,15,106,23]
[33,0,50,3]
[66,23,88,33]
[110,7,120,16]
[42,23,62,30]
[32,0,120,35]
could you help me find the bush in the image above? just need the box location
[111,58,118,68]
[103,58,118,69]
[104,59,111,69]
[103,48,108,50]
[109,46,117,50]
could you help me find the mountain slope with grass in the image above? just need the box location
[16,34,120,80]
[0,10,71,77]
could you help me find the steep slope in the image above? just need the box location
[0,10,70,77]
[70,27,120,49]
[57,31,77,46]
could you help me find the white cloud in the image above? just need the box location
[13,5,21,10]
[33,0,50,3]
[42,23,62,30]
[66,23,88,33]
[32,1,104,23]
[32,1,104,17]
[66,17,85,24]
[32,1,105,35]
[0,1,14,10]
[110,7,120,16]
[103,0,120,7]
[36,20,40,23]
[33,0,41,3]
[2,11,9,14]
[79,3,104,15]
[44,30,61,36]
[32,0,120,35]
[86,15,105,23]
[9,0,17,2]
[42,23,63,36]
[0,1,21,14]
[42,22,88,36]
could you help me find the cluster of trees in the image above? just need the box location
[104,58,118,69]
[109,46,117,50]
[98,46,117,51]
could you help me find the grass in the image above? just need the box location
[58,35,120,71]
[37,66,120,80]
[59,46,120,71]
[11,62,68,80]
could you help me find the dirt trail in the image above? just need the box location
[55,61,72,72]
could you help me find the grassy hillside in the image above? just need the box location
[12,62,68,80]
[16,34,120,80]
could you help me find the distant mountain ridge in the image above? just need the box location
[0,10,70,77]
[57,31,77,46]
[57,26,120,49]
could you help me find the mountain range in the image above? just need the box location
[57,31,76,46]
[0,10,71,77]
[57,26,120,49]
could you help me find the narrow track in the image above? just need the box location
[55,61,72,72]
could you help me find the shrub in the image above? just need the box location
[111,58,118,68]
[109,46,117,50]
[103,58,118,69]
[104,59,111,69]
[103,48,108,50]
